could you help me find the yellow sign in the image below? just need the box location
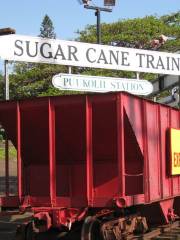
[170,128,180,175]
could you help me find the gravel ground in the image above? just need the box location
[0,158,18,239]
[0,212,33,240]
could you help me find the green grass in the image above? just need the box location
[0,142,17,161]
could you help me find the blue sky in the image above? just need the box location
[0,0,179,40]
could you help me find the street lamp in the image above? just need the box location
[84,5,112,44]
[104,0,116,6]
[78,0,116,44]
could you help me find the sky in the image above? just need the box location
[0,0,179,72]
[0,0,179,40]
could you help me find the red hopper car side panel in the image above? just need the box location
[169,109,180,196]
[123,95,144,154]
[145,102,161,202]
[20,102,50,200]
[159,106,172,198]
[54,97,87,207]
[122,95,144,201]
[90,95,120,206]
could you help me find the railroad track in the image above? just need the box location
[0,211,179,240]
[127,221,180,240]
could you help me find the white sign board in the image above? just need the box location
[52,73,153,95]
[0,34,179,75]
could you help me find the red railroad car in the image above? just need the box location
[0,92,179,239]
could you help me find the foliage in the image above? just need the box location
[39,14,56,39]
[76,14,180,82]
[10,15,66,99]
[0,143,17,161]
[77,15,179,51]
[160,11,180,26]
[10,64,71,99]
[0,128,5,140]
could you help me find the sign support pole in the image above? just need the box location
[84,5,112,44]
[4,59,9,196]
[4,60,9,100]
[136,72,140,80]
[68,66,72,74]
[5,134,9,196]
[95,8,101,44]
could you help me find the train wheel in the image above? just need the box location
[14,225,26,240]
[26,222,37,240]
[81,216,102,240]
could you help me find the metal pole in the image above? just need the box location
[136,72,140,80]
[95,9,101,44]
[68,66,72,74]
[4,60,9,196]
[84,5,111,45]
[4,60,9,100]
[5,136,9,196]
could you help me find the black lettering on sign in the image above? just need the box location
[86,48,96,63]
[156,56,165,69]
[147,54,155,69]
[68,45,78,61]
[26,41,38,57]
[121,51,130,66]
[54,44,66,60]
[172,57,180,71]
[40,42,53,59]
[109,50,119,65]
[97,50,108,64]
[136,53,145,67]
[14,40,23,56]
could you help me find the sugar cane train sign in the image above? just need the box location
[0,34,179,75]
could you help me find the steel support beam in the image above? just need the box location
[48,99,56,206]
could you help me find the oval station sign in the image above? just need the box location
[52,73,153,95]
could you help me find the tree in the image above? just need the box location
[77,14,179,50]
[9,14,69,99]
[9,64,71,99]
[13,15,56,75]
[39,14,56,39]
[76,13,180,80]
[160,11,180,26]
